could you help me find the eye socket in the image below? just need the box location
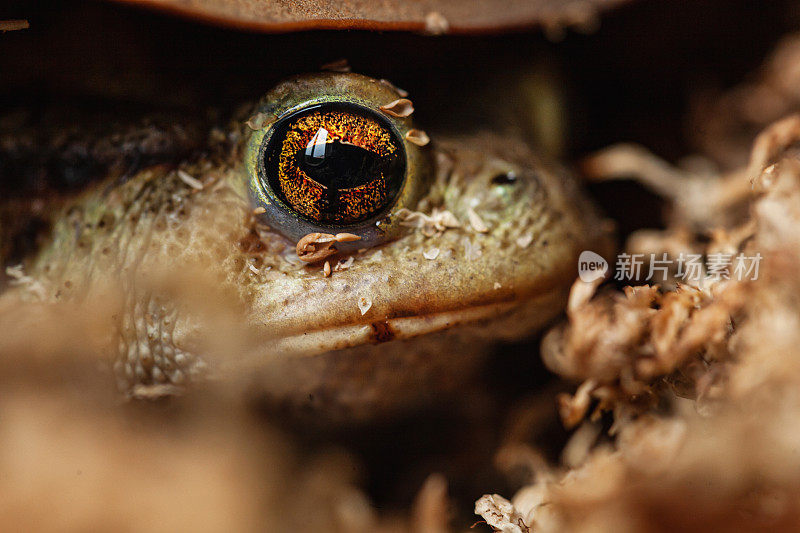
[246,73,432,248]
[261,103,406,225]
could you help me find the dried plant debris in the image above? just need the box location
[397,207,461,237]
[296,232,338,263]
[542,280,743,390]
[474,494,530,533]
[582,143,752,231]
[405,129,431,147]
[477,68,800,533]
[379,98,414,118]
[412,474,451,533]
[691,32,800,169]
[295,232,361,263]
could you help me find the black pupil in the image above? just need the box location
[262,102,407,225]
[298,130,389,190]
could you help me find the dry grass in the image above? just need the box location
[476,34,800,532]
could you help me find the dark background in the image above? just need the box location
[0,0,793,157]
[1,0,794,233]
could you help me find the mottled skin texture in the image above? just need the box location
[1,74,611,418]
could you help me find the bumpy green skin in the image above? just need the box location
[7,73,612,418]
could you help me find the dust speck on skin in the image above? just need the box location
[177,170,204,191]
[516,233,534,248]
[463,237,482,261]
[423,248,440,260]
[248,264,259,275]
[398,207,460,237]
[493,282,502,290]
[358,296,372,315]
[467,207,489,233]
[334,256,354,272]
[424,11,449,35]
[379,98,414,118]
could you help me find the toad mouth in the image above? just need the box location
[256,286,566,361]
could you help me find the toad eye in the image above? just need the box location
[263,103,405,225]
[246,73,432,248]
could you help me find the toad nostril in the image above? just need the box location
[490,171,517,185]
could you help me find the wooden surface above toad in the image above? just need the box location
[107,0,632,33]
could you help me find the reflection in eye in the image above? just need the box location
[262,103,406,225]
[305,127,329,162]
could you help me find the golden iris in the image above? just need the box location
[262,103,406,225]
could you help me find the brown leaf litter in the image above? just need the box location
[476,98,800,533]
